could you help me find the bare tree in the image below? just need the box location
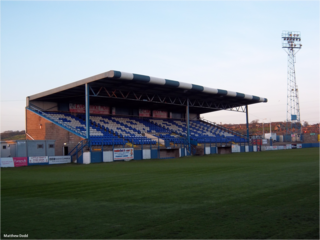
[250,119,259,124]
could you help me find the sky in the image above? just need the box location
[1,1,319,132]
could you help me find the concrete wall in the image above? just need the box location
[26,109,84,155]
[194,146,204,155]
[218,147,232,154]
[30,101,58,111]
[159,149,179,158]
[303,134,318,143]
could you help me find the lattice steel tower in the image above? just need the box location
[282,31,302,134]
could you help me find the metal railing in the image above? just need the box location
[199,118,247,139]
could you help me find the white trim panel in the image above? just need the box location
[178,82,193,90]
[203,87,218,94]
[226,91,237,97]
[149,76,166,85]
[120,72,134,80]
[244,94,253,100]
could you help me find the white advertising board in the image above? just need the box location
[143,149,151,159]
[49,156,71,165]
[232,145,240,153]
[286,144,292,149]
[114,148,134,161]
[205,147,210,155]
[297,144,302,149]
[103,151,113,162]
[29,156,48,164]
[1,158,14,167]
[83,152,91,164]
[266,146,278,151]
[253,146,257,152]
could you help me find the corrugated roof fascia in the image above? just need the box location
[112,71,267,103]
[28,70,267,103]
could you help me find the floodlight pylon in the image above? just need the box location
[282,31,302,135]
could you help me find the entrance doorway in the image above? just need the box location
[63,146,69,155]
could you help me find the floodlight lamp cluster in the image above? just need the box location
[282,31,302,49]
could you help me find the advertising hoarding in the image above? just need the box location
[13,157,28,167]
[139,109,151,117]
[49,156,71,165]
[29,156,48,164]
[69,104,110,115]
[114,148,134,161]
[1,157,28,167]
[153,110,167,118]
[1,158,14,167]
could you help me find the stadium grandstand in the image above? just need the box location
[26,70,267,162]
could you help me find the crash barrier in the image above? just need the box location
[231,143,319,153]
[3,143,317,167]
[231,143,319,152]
[0,156,71,168]
[70,137,265,164]
[78,148,170,163]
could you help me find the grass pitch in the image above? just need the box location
[1,148,319,239]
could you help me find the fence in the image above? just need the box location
[0,156,71,168]
[2,141,318,167]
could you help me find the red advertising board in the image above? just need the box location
[153,110,167,118]
[1,157,27,167]
[13,157,28,167]
[69,104,110,115]
[252,139,262,145]
[89,105,110,114]
[69,104,85,113]
[139,109,151,117]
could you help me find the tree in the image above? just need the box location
[250,119,259,124]
[303,121,309,127]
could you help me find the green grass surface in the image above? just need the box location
[1,134,25,140]
[1,149,319,239]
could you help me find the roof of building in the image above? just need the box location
[28,70,267,114]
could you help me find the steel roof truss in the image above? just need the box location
[88,88,247,113]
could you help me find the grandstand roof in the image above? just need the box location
[28,70,267,114]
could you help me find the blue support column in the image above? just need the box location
[186,98,191,155]
[246,105,249,144]
[85,83,90,141]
